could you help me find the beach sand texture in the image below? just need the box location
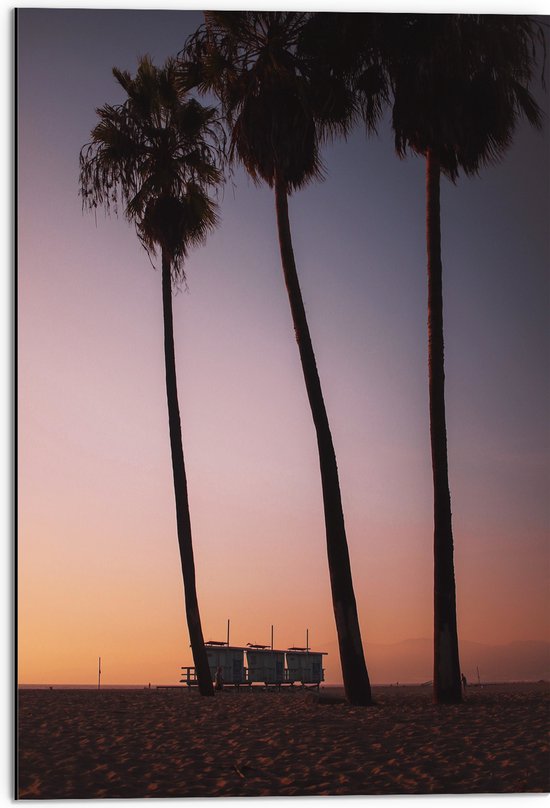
[17,682,549,798]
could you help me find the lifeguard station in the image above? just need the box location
[204,641,245,684]
[180,627,327,688]
[285,647,326,685]
[245,644,286,684]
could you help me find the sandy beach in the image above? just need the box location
[17,681,549,798]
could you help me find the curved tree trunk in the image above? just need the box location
[161,251,214,697]
[426,149,462,704]
[274,177,372,706]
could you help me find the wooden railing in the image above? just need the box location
[180,667,199,686]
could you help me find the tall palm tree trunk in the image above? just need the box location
[161,251,214,697]
[274,177,372,706]
[426,149,462,704]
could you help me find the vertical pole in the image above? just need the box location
[98,657,101,690]
[477,666,481,686]
[306,629,309,652]
[227,619,230,646]
[271,625,274,650]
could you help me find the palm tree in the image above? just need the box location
[79,56,225,697]
[382,14,545,703]
[182,11,377,705]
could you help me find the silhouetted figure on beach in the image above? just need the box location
[461,673,467,692]
[214,667,224,691]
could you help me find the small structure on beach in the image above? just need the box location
[286,648,326,684]
[180,632,327,688]
[204,641,245,684]
[246,645,285,684]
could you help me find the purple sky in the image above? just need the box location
[17,8,549,685]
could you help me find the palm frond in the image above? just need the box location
[79,54,225,283]
[387,14,545,180]
[179,11,356,193]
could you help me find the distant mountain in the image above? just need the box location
[322,638,550,684]
[458,639,550,684]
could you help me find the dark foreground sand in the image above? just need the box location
[17,682,549,798]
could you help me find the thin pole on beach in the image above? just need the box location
[98,657,101,690]
[227,619,230,646]
[271,625,274,650]
[477,666,481,686]
[306,629,309,652]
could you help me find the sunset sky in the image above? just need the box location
[17,5,549,686]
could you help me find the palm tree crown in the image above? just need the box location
[182,11,357,193]
[387,14,544,179]
[80,55,224,278]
